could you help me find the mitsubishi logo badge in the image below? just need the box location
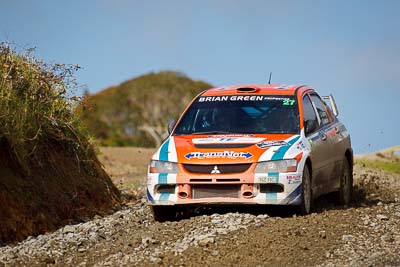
[211,166,221,174]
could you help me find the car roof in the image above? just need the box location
[201,84,314,96]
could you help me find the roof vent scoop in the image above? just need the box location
[236,87,258,93]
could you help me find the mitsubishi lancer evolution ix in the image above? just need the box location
[147,85,353,221]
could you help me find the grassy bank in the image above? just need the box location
[0,43,120,243]
[0,44,88,171]
[355,158,400,175]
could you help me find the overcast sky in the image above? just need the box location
[1,0,399,153]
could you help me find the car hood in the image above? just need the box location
[153,134,302,164]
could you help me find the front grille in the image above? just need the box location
[183,163,251,174]
[216,178,241,182]
[189,178,212,182]
[192,185,240,199]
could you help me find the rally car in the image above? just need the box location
[147,84,353,221]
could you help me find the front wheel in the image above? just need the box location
[299,165,312,215]
[336,158,353,206]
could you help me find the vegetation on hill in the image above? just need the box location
[355,146,400,175]
[356,159,400,175]
[77,71,212,147]
[356,155,400,175]
[0,43,120,243]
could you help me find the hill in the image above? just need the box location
[76,71,212,147]
[0,44,120,243]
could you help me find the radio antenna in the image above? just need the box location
[268,72,272,84]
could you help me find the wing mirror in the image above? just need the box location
[322,95,339,117]
[168,119,176,134]
[305,120,318,135]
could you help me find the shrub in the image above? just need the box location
[0,43,91,172]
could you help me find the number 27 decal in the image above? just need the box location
[283,99,295,105]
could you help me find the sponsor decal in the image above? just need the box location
[296,140,307,151]
[287,175,301,184]
[282,99,295,106]
[198,95,294,102]
[259,176,277,183]
[198,95,263,102]
[263,97,293,101]
[193,137,265,144]
[271,135,300,160]
[185,151,253,160]
[256,140,288,149]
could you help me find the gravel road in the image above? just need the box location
[1,149,399,267]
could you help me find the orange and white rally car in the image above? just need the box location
[147,84,353,221]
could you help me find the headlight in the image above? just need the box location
[149,160,178,173]
[254,159,297,173]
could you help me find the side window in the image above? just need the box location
[310,94,331,125]
[302,95,318,135]
[303,95,318,123]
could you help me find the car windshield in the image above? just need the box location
[174,95,300,135]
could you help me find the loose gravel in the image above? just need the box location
[1,161,399,266]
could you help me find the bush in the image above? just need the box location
[0,43,91,171]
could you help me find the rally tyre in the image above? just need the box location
[337,158,353,206]
[299,165,312,215]
[152,206,176,222]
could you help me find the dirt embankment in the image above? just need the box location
[0,45,121,244]
[0,142,121,244]
[0,147,399,266]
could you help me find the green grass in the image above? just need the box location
[355,158,400,175]
[0,43,93,172]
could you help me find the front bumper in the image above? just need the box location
[147,171,303,206]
